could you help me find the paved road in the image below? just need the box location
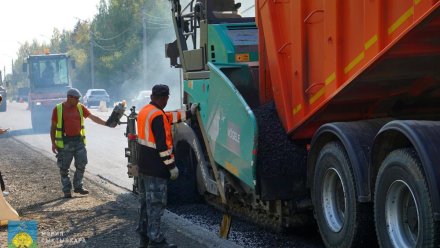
[0,126,241,248]
[0,101,133,190]
[1,101,325,247]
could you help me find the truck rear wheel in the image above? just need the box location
[374,148,439,248]
[313,141,374,248]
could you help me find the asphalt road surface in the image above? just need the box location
[1,101,325,247]
[1,101,133,190]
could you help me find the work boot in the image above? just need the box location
[74,188,89,195]
[138,235,149,248]
[64,192,72,198]
[148,239,177,248]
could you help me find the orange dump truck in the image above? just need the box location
[167,0,440,247]
[258,1,440,246]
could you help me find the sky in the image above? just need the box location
[0,0,255,109]
[0,0,101,76]
[0,0,255,77]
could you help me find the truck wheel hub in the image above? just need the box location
[322,168,346,232]
[385,180,419,247]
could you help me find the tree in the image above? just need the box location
[12,0,176,101]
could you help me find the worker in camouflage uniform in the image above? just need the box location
[136,84,198,248]
[50,88,114,198]
[0,95,8,135]
[0,95,8,196]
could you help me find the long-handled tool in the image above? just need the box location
[0,193,19,226]
[0,172,19,226]
[195,110,232,239]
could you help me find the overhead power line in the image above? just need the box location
[144,19,172,27]
[92,27,132,41]
[92,40,126,52]
[143,12,170,21]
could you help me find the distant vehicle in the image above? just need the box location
[23,53,74,132]
[131,90,151,110]
[83,89,110,107]
[16,87,30,102]
[0,85,7,112]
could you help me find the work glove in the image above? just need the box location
[190,103,199,115]
[169,167,179,180]
[105,118,115,127]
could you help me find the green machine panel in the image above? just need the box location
[208,23,258,64]
[184,62,258,189]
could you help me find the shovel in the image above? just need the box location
[0,191,20,226]
[195,110,232,239]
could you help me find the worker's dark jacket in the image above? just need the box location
[137,102,191,179]
[0,171,5,191]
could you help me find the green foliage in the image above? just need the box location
[12,0,174,98]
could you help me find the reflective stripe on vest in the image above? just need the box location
[138,107,159,148]
[137,104,174,151]
[55,103,86,148]
[163,156,175,165]
[168,110,186,124]
[137,104,188,167]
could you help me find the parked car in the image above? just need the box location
[0,85,6,112]
[131,90,152,110]
[83,89,110,107]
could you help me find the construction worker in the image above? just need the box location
[136,84,198,248]
[0,95,7,196]
[50,88,113,198]
[0,95,8,135]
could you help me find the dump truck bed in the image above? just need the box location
[257,0,440,139]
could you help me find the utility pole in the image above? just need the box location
[90,28,95,89]
[10,60,13,84]
[142,3,148,87]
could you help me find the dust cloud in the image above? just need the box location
[118,0,255,111]
[118,2,182,111]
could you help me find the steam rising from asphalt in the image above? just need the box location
[119,1,181,111]
[119,0,255,110]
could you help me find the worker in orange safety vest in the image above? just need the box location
[136,84,198,248]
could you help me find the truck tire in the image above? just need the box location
[313,141,374,248]
[374,148,439,248]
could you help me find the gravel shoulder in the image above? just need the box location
[0,133,240,248]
